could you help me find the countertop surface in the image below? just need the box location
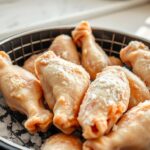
[0,0,116,32]
[89,4,150,34]
[0,0,150,40]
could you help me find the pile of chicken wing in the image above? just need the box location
[0,21,150,150]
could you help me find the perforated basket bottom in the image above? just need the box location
[0,27,150,150]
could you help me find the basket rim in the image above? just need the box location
[0,25,150,45]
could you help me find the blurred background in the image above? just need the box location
[0,0,150,40]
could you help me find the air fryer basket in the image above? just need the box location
[0,27,150,150]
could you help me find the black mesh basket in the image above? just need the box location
[0,27,150,150]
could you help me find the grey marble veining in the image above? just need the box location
[0,0,116,32]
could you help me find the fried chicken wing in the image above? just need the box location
[120,41,150,89]
[41,133,82,150]
[83,100,150,150]
[35,51,90,134]
[23,34,80,75]
[112,66,150,108]
[0,51,53,133]
[49,34,80,64]
[78,66,130,139]
[109,56,123,66]
[23,53,41,76]
[72,21,111,80]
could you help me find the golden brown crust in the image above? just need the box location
[72,21,110,80]
[23,53,41,76]
[0,51,12,68]
[111,66,150,108]
[83,101,150,150]
[35,51,90,134]
[78,66,130,139]
[0,51,53,133]
[49,34,80,64]
[41,133,82,150]
[109,56,123,66]
[23,34,80,76]
[120,41,149,66]
[120,41,150,90]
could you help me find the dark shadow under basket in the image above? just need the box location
[0,27,150,150]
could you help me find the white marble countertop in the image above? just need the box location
[0,0,150,40]
[89,4,150,35]
[0,0,116,32]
